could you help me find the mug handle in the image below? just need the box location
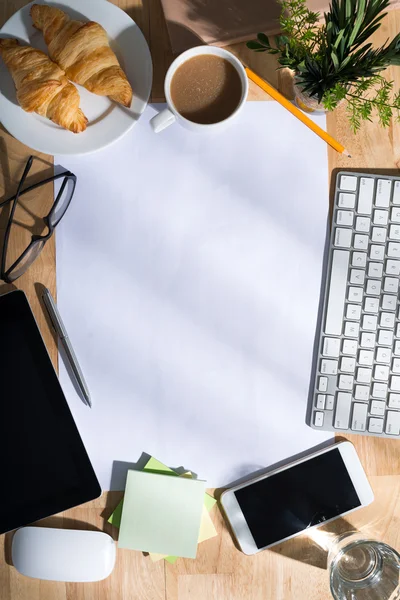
[150,108,176,133]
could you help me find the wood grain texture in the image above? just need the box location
[1,1,400,599]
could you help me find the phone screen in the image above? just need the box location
[234,449,360,549]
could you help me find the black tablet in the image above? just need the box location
[0,290,101,534]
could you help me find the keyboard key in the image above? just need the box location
[334,392,352,429]
[364,297,379,313]
[350,269,365,285]
[384,277,399,293]
[376,179,391,207]
[339,375,354,390]
[369,417,384,433]
[380,312,395,329]
[381,295,396,310]
[343,339,357,355]
[386,411,400,435]
[340,176,357,192]
[376,347,391,364]
[357,368,372,383]
[370,245,385,260]
[358,178,374,213]
[386,259,400,275]
[352,252,367,267]
[361,332,376,348]
[389,393,400,409]
[368,262,383,278]
[355,217,370,232]
[390,376,400,391]
[341,357,356,373]
[326,395,334,409]
[322,337,341,357]
[393,181,400,205]
[362,315,377,331]
[366,280,381,295]
[392,358,400,373]
[388,242,400,258]
[354,385,369,402]
[378,330,393,346]
[314,412,324,427]
[321,359,338,375]
[372,383,387,398]
[372,227,387,243]
[359,350,374,366]
[318,376,328,392]
[351,403,368,431]
[335,228,352,248]
[373,210,388,225]
[354,234,368,250]
[325,250,349,335]
[337,210,354,226]
[355,385,370,401]
[338,192,356,208]
[344,322,359,338]
[348,287,363,302]
[346,304,361,320]
[394,341,400,356]
[397,324,400,337]
[375,365,389,381]
[371,400,386,416]
[316,394,326,409]
[389,225,400,240]
[391,207,400,221]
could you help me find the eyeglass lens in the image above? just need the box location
[48,176,75,228]
[5,239,46,282]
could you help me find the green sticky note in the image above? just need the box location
[118,470,206,558]
[144,457,176,474]
[108,457,215,529]
[203,493,217,512]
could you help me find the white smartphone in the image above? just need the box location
[220,442,374,555]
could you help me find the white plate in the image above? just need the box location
[0,0,153,155]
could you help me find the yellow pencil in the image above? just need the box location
[245,67,351,158]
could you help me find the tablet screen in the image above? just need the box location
[0,291,100,534]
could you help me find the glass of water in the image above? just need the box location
[329,532,400,600]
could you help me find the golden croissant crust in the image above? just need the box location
[0,38,87,133]
[31,4,133,107]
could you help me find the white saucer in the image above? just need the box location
[0,0,153,155]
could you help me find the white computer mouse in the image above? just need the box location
[12,527,116,582]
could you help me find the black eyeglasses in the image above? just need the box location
[0,156,76,283]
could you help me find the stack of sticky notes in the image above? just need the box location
[109,457,217,562]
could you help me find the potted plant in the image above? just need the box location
[247,0,400,131]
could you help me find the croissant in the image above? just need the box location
[0,38,87,133]
[31,4,133,107]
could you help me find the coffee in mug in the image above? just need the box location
[170,55,243,125]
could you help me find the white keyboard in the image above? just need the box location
[309,171,400,438]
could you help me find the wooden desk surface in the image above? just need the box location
[1,1,400,599]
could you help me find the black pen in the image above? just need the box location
[42,287,92,408]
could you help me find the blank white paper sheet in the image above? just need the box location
[56,102,332,491]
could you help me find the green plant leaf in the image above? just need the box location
[257,33,270,46]
[331,50,340,70]
[246,41,266,50]
[348,0,367,45]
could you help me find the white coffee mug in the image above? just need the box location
[150,46,249,133]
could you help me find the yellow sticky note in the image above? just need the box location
[198,506,217,543]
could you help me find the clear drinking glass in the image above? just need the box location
[329,532,400,600]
